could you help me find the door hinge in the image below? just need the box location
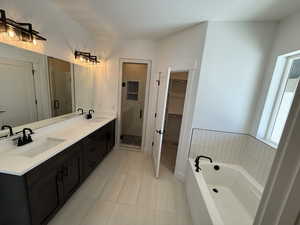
[35,99,38,105]
[152,141,154,146]
[156,80,160,86]
[154,113,157,118]
[32,69,35,76]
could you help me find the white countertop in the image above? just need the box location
[0,115,116,176]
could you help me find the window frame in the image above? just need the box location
[264,54,300,146]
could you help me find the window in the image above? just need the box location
[264,56,300,146]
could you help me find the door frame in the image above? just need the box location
[154,65,198,180]
[151,65,198,179]
[152,67,171,177]
[117,58,152,151]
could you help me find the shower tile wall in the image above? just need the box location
[189,129,248,165]
[190,129,276,187]
[241,137,275,186]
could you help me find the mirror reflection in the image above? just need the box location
[0,43,93,131]
[48,57,73,117]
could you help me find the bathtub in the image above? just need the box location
[185,159,263,225]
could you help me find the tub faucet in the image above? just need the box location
[196,155,213,163]
[194,155,213,172]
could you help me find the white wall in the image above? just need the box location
[255,12,300,138]
[193,22,278,135]
[157,23,208,71]
[0,0,96,63]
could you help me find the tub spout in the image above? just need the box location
[194,155,213,172]
[196,155,213,163]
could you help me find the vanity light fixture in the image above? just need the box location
[0,9,46,44]
[75,50,100,65]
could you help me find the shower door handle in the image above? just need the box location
[140,109,143,119]
[54,100,60,109]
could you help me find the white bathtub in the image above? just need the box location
[186,159,263,225]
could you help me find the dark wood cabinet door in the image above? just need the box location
[108,120,115,152]
[97,128,108,157]
[62,150,82,201]
[27,168,62,225]
[83,138,100,177]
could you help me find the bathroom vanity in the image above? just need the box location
[0,117,115,225]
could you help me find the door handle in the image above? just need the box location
[156,129,164,135]
[140,109,143,119]
[54,100,60,109]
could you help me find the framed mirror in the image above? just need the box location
[0,42,94,136]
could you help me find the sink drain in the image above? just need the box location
[212,188,218,193]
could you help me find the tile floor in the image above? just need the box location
[49,149,193,225]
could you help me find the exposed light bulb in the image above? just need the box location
[79,56,84,62]
[32,38,37,45]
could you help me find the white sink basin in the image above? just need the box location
[8,137,65,158]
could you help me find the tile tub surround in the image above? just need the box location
[48,150,193,225]
[189,129,276,187]
[0,115,116,175]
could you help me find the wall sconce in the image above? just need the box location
[75,50,100,65]
[0,9,46,45]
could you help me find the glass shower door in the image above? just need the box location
[120,63,148,148]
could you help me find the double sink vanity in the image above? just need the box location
[0,115,116,225]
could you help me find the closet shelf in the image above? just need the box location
[169,92,185,98]
[168,112,183,117]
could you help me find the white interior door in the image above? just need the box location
[0,58,37,127]
[152,67,171,178]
